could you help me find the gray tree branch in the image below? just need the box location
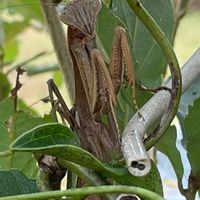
[122,48,200,176]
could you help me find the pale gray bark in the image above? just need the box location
[122,48,200,176]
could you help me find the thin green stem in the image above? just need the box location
[127,0,182,149]
[58,159,109,186]
[58,159,116,200]
[0,150,13,157]
[0,185,163,200]
[27,64,58,76]
[6,52,49,74]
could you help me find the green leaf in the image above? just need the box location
[5,0,44,22]
[0,97,14,122]
[53,70,63,87]
[183,98,200,175]
[111,0,174,88]
[178,79,200,119]
[4,21,28,43]
[97,3,124,57]
[102,0,111,6]
[10,125,163,195]
[177,80,200,148]
[0,169,37,197]
[115,86,152,132]
[10,123,80,148]
[0,72,11,101]
[3,39,19,64]
[0,98,14,152]
[15,112,51,139]
[0,98,52,177]
[156,126,184,179]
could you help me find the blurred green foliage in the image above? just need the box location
[0,0,200,199]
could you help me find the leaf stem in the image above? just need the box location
[58,159,109,186]
[40,0,74,104]
[126,0,182,148]
[0,185,163,200]
[6,52,49,74]
[58,159,116,200]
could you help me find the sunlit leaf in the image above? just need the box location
[5,0,44,22]
[3,38,19,63]
[53,70,64,87]
[4,21,28,42]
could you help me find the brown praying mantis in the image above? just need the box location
[48,0,143,162]
[60,0,140,119]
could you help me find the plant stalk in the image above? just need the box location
[0,185,163,200]
[40,0,74,104]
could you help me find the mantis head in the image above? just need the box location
[60,0,101,38]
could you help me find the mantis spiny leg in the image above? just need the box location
[91,49,117,115]
[91,49,120,142]
[110,26,144,120]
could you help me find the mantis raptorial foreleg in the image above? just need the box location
[110,26,144,120]
[91,49,116,116]
[91,49,120,142]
